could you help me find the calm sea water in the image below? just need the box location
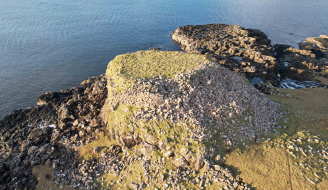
[1,0,328,119]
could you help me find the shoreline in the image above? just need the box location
[1,24,328,189]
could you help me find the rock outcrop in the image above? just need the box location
[0,74,108,189]
[273,35,328,82]
[172,24,328,88]
[171,24,278,82]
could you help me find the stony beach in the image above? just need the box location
[0,24,328,190]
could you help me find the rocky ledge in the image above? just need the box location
[172,24,328,87]
[0,75,108,189]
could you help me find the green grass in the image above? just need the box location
[107,50,210,80]
[77,133,116,160]
[225,88,328,190]
[106,50,211,95]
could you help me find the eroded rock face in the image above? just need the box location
[272,34,328,84]
[171,24,278,81]
[304,35,328,50]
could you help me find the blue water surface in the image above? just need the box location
[1,0,328,118]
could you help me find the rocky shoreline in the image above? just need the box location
[0,75,108,189]
[171,24,328,87]
[0,24,327,190]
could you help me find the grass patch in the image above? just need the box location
[313,76,328,86]
[225,88,328,189]
[107,50,210,81]
[226,145,292,189]
[104,103,139,136]
[106,50,211,95]
[241,76,251,86]
[77,133,116,160]
[33,164,73,190]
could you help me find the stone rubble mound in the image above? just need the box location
[104,51,282,173]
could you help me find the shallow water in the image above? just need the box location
[1,0,328,119]
[279,79,322,89]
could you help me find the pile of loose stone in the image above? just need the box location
[105,57,283,189]
[50,145,249,190]
[110,62,282,143]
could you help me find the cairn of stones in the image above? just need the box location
[103,50,282,173]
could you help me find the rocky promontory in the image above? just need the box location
[1,24,328,190]
[172,24,328,88]
[171,24,277,81]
